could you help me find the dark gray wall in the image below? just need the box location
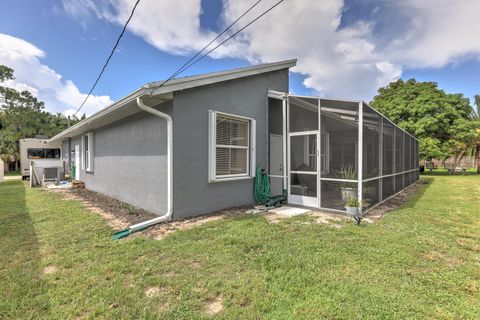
[69,101,171,215]
[62,69,288,219]
[171,69,289,219]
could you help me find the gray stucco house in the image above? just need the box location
[50,59,418,235]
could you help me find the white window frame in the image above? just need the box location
[208,110,256,183]
[81,132,94,172]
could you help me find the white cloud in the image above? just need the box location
[62,0,216,55]
[218,0,399,99]
[220,0,480,99]
[2,80,39,97]
[0,33,113,116]
[383,0,480,68]
[60,0,480,100]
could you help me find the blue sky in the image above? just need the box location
[0,0,478,116]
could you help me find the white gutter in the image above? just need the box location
[124,97,173,233]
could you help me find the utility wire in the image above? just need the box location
[150,0,285,96]
[149,0,263,96]
[73,0,141,117]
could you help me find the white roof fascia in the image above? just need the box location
[49,87,148,142]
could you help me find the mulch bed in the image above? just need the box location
[71,188,158,225]
[49,188,157,230]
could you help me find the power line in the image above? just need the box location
[150,0,285,96]
[185,1,285,73]
[149,0,263,96]
[73,0,141,117]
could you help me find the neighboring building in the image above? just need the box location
[49,59,419,221]
[19,137,62,180]
[428,156,476,169]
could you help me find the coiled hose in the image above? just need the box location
[254,165,270,204]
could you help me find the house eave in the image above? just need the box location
[49,59,297,143]
[48,88,158,142]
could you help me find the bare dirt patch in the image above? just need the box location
[145,286,163,298]
[263,212,292,224]
[309,211,349,227]
[204,296,223,315]
[43,265,58,275]
[264,210,347,227]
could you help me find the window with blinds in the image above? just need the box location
[216,115,249,176]
[209,111,256,182]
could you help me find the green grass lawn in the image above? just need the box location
[0,176,479,319]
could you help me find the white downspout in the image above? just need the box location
[127,97,173,233]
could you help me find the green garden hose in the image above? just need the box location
[254,165,271,204]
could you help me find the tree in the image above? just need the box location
[0,65,13,82]
[370,79,477,163]
[0,65,81,172]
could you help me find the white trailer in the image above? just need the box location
[19,138,62,180]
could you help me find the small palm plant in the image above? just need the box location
[345,197,360,208]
